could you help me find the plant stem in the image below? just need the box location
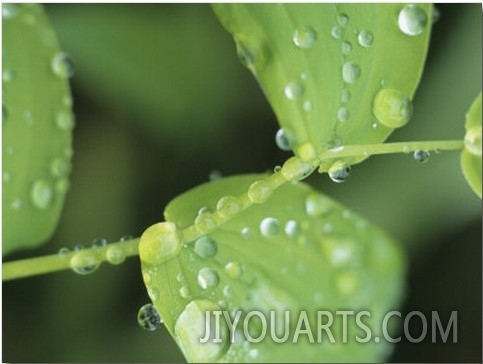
[2,238,140,281]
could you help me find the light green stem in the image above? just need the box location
[2,238,139,281]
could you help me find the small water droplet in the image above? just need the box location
[341,89,351,103]
[31,179,54,209]
[209,170,222,181]
[464,125,482,156]
[56,110,75,131]
[236,39,256,69]
[194,236,218,259]
[303,100,312,112]
[91,238,107,248]
[70,251,100,275]
[50,157,71,178]
[331,26,343,40]
[139,222,182,265]
[120,235,133,242]
[241,227,252,239]
[398,4,428,36]
[337,107,350,122]
[341,41,352,55]
[197,267,219,289]
[413,149,430,163]
[274,165,282,173]
[284,220,300,238]
[3,171,12,183]
[275,128,292,151]
[194,212,216,234]
[225,261,242,279]
[58,247,70,258]
[342,62,361,84]
[305,194,332,217]
[2,69,16,82]
[179,286,190,299]
[373,88,412,128]
[259,217,280,237]
[216,195,241,218]
[55,178,70,194]
[284,81,304,100]
[293,25,317,49]
[2,3,20,19]
[197,206,211,216]
[10,198,22,210]
[137,303,162,331]
[357,30,374,47]
[223,285,234,298]
[328,164,351,183]
[51,52,75,79]
[337,13,349,26]
[248,180,272,203]
[106,245,126,265]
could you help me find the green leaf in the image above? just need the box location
[140,175,405,362]
[212,4,432,168]
[2,4,74,255]
[461,92,482,198]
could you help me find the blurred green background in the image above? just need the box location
[3,4,481,362]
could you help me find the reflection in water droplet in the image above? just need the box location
[179,286,190,299]
[70,251,100,275]
[413,149,430,163]
[284,81,304,100]
[248,180,272,203]
[373,88,412,128]
[194,236,218,259]
[293,25,317,49]
[31,179,54,209]
[275,128,292,151]
[198,267,219,289]
[137,303,162,331]
[58,247,70,258]
[342,62,361,84]
[398,4,428,36]
[357,30,374,47]
[216,195,241,217]
[260,217,280,237]
[464,125,482,156]
[328,164,351,183]
[51,52,75,78]
[236,40,256,69]
[241,227,252,240]
[91,238,107,248]
[106,245,125,265]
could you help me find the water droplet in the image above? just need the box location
[284,220,300,238]
[334,271,359,296]
[464,125,482,156]
[274,165,282,173]
[120,235,133,242]
[91,238,107,248]
[137,303,162,331]
[51,52,75,79]
[275,128,292,151]
[413,149,430,163]
[284,81,304,100]
[194,236,218,259]
[197,267,219,289]
[194,212,216,234]
[2,69,16,82]
[373,88,412,128]
[216,196,241,218]
[398,4,428,36]
[342,62,361,84]
[331,26,343,40]
[337,13,349,26]
[321,238,358,267]
[2,3,20,19]
[10,198,22,210]
[106,245,125,265]
[328,164,351,183]
[50,157,71,178]
[139,222,181,265]
[3,171,11,183]
[70,251,100,275]
[223,285,234,298]
[303,100,312,112]
[236,39,256,69]
[241,227,252,239]
[197,206,210,216]
[62,95,73,107]
[225,261,242,279]
[357,30,374,47]
[337,107,350,122]
[305,194,332,217]
[55,178,70,194]
[179,286,190,299]
[56,110,75,131]
[281,156,315,181]
[341,89,351,103]
[148,287,159,301]
[293,25,317,49]
[297,142,317,163]
[74,244,84,251]
[58,247,70,258]
[341,41,352,55]
[209,170,222,181]
[248,180,272,203]
[31,179,54,209]
[259,217,280,237]
[174,300,228,362]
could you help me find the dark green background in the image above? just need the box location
[3,4,481,362]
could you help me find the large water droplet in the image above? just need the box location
[106,245,126,265]
[248,180,272,203]
[56,111,75,131]
[197,267,219,289]
[174,300,229,362]
[284,81,304,100]
[139,222,181,265]
[216,196,241,218]
[194,212,216,234]
[357,30,374,47]
[342,62,361,84]
[293,26,317,49]
[413,149,430,163]
[281,156,315,181]
[194,236,218,259]
[31,179,54,209]
[464,125,482,156]
[328,164,351,183]
[373,88,412,128]
[51,52,75,79]
[259,217,280,237]
[137,303,162,331]
[305,194,332,217]
[2,3,20,19]
[275,128,292,151]
[70,251,100,275]
[398,4,428,36]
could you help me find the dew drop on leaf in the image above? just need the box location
[373,88,412,128]
[330,25,343,40]
[69,251,100,275]
[194,236,218,259]
[337,13,349,26]
[248,180,272,203]
[464,125,482,156]
[216,195,241,217]
[413,149,430,163]
[31,179,54,209]
[194,212,216,234]
[137,303,163,332]
[398,4,428,36]
[357,30,374,47]
[139,222,182,265]
[337,107,350,122]
[284,220,300,238]
[292,25,317,49]
[341,41,352,55]
[51,52,75,79]
[342,61,361,84]
[305,194,332,217]
[197,267,220,289]
[106,245,126,265]
[259,217,281,237]
[55,110,75,131]
[224,261,242,279]
[284,81,304,100]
